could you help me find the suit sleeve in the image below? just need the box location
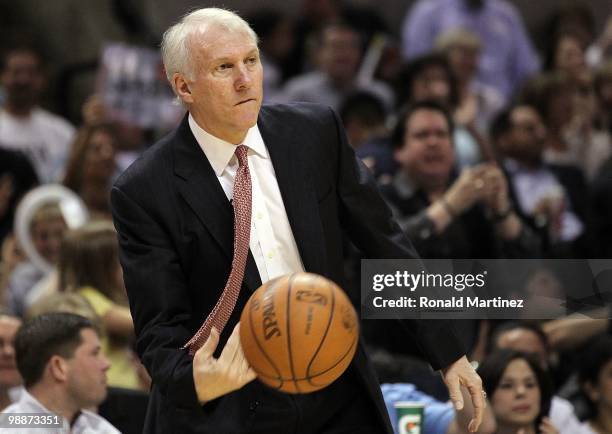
[327,107,465,370]
[111,185,201,410]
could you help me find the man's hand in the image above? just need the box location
[441,356,485,433]
[192,324,257,404]
[479,164,510,215]
[444,166,489,216]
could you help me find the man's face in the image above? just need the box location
[1,51,44,110]
[0,316,22,388]
[496,329,548,369]
[178,26,263,144]
[65,329,110,409]
[394,109,454,181]
[319,27,361,83]
[504,106,547,164]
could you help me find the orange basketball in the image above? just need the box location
[239,272,359,394]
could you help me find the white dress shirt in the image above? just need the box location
[1,389,120,434]
[188,114,304,283]
[504,159,583,242]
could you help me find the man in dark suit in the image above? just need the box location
[111,8,485,434]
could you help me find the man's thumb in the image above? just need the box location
[196,327,220,360]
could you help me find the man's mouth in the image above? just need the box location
[236,98,256,106]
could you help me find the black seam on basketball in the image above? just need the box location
[286,273,301,393]
[306,336,358,386]
[247,288,284,390]
[305,277,335,382]
[255,335,357,383]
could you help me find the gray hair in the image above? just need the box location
[161,8,258,94]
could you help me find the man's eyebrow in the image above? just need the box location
[211,48,259,63]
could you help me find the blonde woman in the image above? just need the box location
[58,221,144,390]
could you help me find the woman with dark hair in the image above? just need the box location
[395,53,491,167]
[478,349,558,434]
[63,123,117,218]
[0,148,38,246]
[578,335,612,434]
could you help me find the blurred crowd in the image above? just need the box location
[0,0,611,433]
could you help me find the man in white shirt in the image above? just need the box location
[0,46,74,183]
[1,312,119,433]
[111,8,485,434]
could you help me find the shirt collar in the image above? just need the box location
[188,113,268,176]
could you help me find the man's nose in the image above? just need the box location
[234,64,252,90]
[425,134,440,147]
[101,356,111,371]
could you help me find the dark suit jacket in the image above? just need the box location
[111,103,464,434]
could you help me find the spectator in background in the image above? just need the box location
[63,124,117,219]
[521,72,610,181]
[6,202,66,316]
[541,1,605,70]
[578,335,612,434]
[478,350,558,434]
[490,103,587,256]
[339,91,388,151]
[395,53,489,168]
[2,313,119,433]
[281,22,394,110]
[0,46,74,183]
[384,101,534,260]
[58,221,140,391]
[487,321,583,434]
[0,311,21,411]
[401,0,539,102]
[0,148,38,247]
[285,0,389,79]
[247,9,295,102]
[545,30,589,82]
[364,101,537,367]
[338,91,396,181]
[435,29,505,136]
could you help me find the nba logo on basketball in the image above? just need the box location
[398,414,421,434]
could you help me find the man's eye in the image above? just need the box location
[216,64,231,71]
[246,57,257,64]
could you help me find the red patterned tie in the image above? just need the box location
[183,145,252,355]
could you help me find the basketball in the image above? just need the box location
[239,272,359,394]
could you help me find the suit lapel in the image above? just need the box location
[172,116,261,291]
[258,107,328,277]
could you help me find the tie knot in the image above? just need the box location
[235,145,249,168]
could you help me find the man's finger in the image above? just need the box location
[467,383,485,432]
[445,375,464,410]
[218,323,241,365]
[196,327,220,361]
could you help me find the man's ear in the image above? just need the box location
[48,355,69,383]
[173,73,193,104]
